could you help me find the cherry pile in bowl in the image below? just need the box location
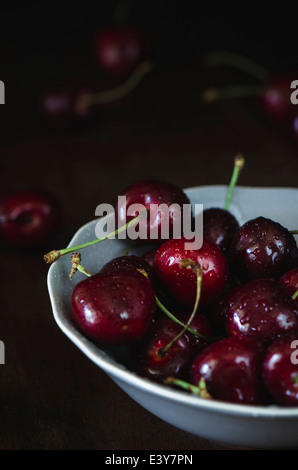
[44,169,298,408]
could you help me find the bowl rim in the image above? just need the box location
[47,184,298,419]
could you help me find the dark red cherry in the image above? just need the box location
[135,317,198,383]
[262,335,298,406]
[208,284,240,335]
[114,180,191,245]
[142,248,157,267]
[93,25,149,78]
[190,336,266,404]
[71,268,156,345]
[153,237,229,309]
[100,254,154,283]
[229,216,298,282]
[259,75,296,123]
[0,190,61,249]
[280,267,298,302]
[225,278,298,344]
[203,208,240,254]
[176,311,216,350]
[39,78,96,130]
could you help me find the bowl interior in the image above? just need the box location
[47,185,298,420]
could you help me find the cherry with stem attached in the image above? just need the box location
[70,253,216,344]
[157,259,203,357]
[134,260,216,383]
[203,154,244,254]
[39,61,153,130]
[70,252,156,345]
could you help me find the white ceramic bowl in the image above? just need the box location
[47,186,298,449]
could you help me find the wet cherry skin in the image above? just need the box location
[71,268,156,345]
[114,180,191,244]
[225,278,298,344]
[203,208,239,254]
[262,335,298,406]
[190,336,266,405]
[100,254,155,283]
[135,314,213,383]
[153,237,229,309]
[0,190,61,249]
[229,216,298,282]
[280,267,298,303]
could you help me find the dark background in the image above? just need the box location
[0,1,298,450]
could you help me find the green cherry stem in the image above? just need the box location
[292,290,298,300]
[155,296,211,339]
[201,50,271,82]
[82,61,153,107]
[224,153,245,211]
[44,212,144,264]
[155,297,207,339]
[164,377,212,399]
[158,260,206,358]
[68,254,218,343]
[201,84,265,104]
[290,230,298,235]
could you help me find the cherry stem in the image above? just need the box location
[224,153,245,211]
[158,260,203,357]
[201,84,265,104]
[66,258,216,342]
[67,255,220,343]
[81,61,153,108]
[69,252,93,279]
[290,230,298,235]
[202,50,271,82]
[164,377,212,399]
[155,297,206,339]
[292,290,298,300]
[43,212,144,264]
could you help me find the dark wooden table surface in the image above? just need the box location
[0,3,297,451]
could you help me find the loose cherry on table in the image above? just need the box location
[258,75,298,124]
[201,66,297,126]
[262,334,298,406]
[0,189,61,250]
[229,216,298,283]
[166,336,266,405]
[224,278,298,344]
[39,78,97,131]
[39,61,153,130]
[93,25,150,78]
